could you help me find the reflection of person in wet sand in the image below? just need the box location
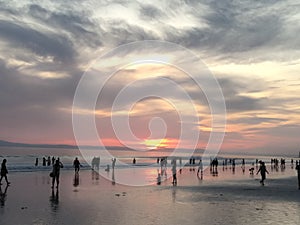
[92,170,99,181]
[0,184,9,207]
[256,161,269,186]
[112,168,116,185]
[73,173,79,187]
[157,172,161,185]
[50,188,59,212]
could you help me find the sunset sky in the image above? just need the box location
[0,0,300,155]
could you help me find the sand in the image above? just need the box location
[0,166,299,225]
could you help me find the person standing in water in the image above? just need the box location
[112,158,116,170]
[52,159,63,188]
[35,158,38,166]
[171,159,177,185]
[73,157,81,173]
[0,159,10,185]
[256,161,269,185]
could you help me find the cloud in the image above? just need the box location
[0,0,299,154]
[28,4,102,48]
[139,4,165,21]
[229,116,286,125]
[0,20,76,63]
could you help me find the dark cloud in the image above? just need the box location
[161,0,299,62]
[139,4,164,20]
[0,59,80,111]
[217,77,269,112]
[229,116,286,125]
[0,20,76,63]
[28,4,102,48]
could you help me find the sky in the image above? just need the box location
[0,0,300,155]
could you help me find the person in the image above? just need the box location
[0,159,10,185]
[52,156,55,165]
[197,159,203,179]
[51,159,63,188]
[73,157,81,173]
[43,157,46,166]
[295,162,300,190]
[256,161,269,185]
[133,158,136,164]
[171,159,177,185]
[112,158,116,170]
[91,157,100,171]
[249,163,255,175]
[35,158,38,166]
[47,156,51,166]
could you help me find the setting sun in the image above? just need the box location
[143,138,169,149]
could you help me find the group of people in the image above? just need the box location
[35,156,57,167]
[1,156,300,189]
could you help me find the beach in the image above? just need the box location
[1,165,299,225]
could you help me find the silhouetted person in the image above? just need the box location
[35,158,38,166]
[91,157,100,170]
[105,164,110,172]
[0,159,10,185]
[249,163,255,176]
[52,156,55,165]
[51,160,63,188]
[179,158,182,174]
[0,184,9,207]
[256,162,269,185]
[43,157,46,166]
[112,158,116,170]
[171,159,177,185]
[133,158,136,164]
[73,157,81,173]
[296,162,300,190]
[47,156,51,166]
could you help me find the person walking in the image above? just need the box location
[256,161,269,185]
[197,159,203,179]
[73,157,81,173]
[51,159,63,189]
[0,159,10,185]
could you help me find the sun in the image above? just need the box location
[143,138,169,150]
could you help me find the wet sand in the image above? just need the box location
[0,167,299,225]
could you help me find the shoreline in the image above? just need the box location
[1,167,299,225]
